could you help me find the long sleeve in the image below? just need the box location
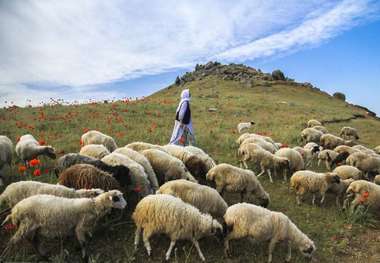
[177,101,188,122]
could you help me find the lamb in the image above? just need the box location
[114,147,160,191]
[241,137,277,153]
[125,142,165,152]
[161,144,209,183]
[290,170,341,205]
[332,165,363,180]
[340,126,359,140]
[345,180,380,211]
[0,180,103,210]
[101,152,152,197]
[132,194,223,262]
[79,144,110,159]
[1,190,126,260]
[300,128,323,144]
[81,130,118,152]
[328,178,355,207]
[157,179,228,218]
[312,125,328,134]
[307,119,322,128]
[317,150,338,170]
[237,121,255,134]
[346,152,380,175]
[275,148,304,180]
[238,143,290,183]
[0,135,13,186]
[223,203,316,263]
[374,146,380,155]
[320,133,355,149]
[141,149,197,185]
[206,163,270,207]
[185,145,217,171]
[58,164,128,191]
[15,134,56,163]
[54,153,130,182]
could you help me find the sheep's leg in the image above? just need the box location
[317,159,321,167]
[192,239,206,262]
[336,196,341,208]
[267,238,278,263]
[240,189,246,202]
[267,169,273,183]
[312,194,316,205]
[320,192,326,205]
[75,227,88,259]
[243,161,249,169]
[165,240,176,261]
[285,240,292,262]
[224,237,231,257]
[142,230,152,256]
[326,161,331,171]
[134,227,142,251]
[283,169,287,182]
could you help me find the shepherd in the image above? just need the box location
[169,89,195,146]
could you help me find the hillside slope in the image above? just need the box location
[0,63,380,262]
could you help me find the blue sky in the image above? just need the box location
[0,0,379,114]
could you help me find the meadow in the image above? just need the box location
[1,76,380,262]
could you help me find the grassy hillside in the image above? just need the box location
[1,67,380,262]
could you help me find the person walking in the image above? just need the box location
[169,89,195,146]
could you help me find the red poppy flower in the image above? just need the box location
[134,186,141,193]
[18,165,27,173]
[38,139,46,145]
[29,159,40,167]
[33,169,41,177]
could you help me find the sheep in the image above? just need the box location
[345,180,380,211]
[141,149,197,185]
[113,147,160,191]
[185,145,217,171]
[312,125,328,134]
[300,128,323,144]
[0,181,103,210]
[320,133,355,150]
[347,152,380,176]
[241,137,277,153]
[374,175,380,185]
[157,179,228,218]
[1,190,126,260]
[317,150,338,170]
[79,144,110,159]
[340,126,359,140]
[236,132,275,145]
[332,165,363,180]
[54,153,130,181]
[307,119,322,128]
[0,135,13,186]
[125,142,165,152]
[352,145,377,155]
[81,130,118,152]
[374,146,380,155]
[275,148,304,180]
[237,121,255,134]
[223,203,316,263]
[206,163,270,207]
[238,143,290,182]
[328,178,355,207]
[290,170,341,205]
[133,194,222,262]
[330,145,359,168]
[161,144,209,183]
[101,152,152,197]
[15,134,56,163]
[58,164,128,191]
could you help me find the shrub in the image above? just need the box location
[272,69,285,81]
[333,92,346,101]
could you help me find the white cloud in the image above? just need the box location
[0,0,378,106]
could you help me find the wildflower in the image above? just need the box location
[29,159,40,167]
[38,139,46,145]
[18,165,27,173]
[4,223,16,231]
[134,186,141,193]
[44,169,49,174]
[33,169,41,177]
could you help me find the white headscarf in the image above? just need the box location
[176,89,191,113]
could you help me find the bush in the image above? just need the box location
[272,69,285,81]
[333,92,346,101]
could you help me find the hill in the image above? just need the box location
[0,62,380,262]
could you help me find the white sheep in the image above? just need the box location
[0,181,103,209]
[241,137,277,153]
[346,152,380,175]
[307,119,322,128]
[236,133,275,145]
[141,149,197,184]
[312,125,328,134]
[237,121,255,134]
[79,144,110,159]
[114,147,160,191]
[345,180,380,211]
[157,179,228,218]
[320,133,354,150]
[125,141,165,152]
[15,134,56,163]
[81,130,118,152]
[300,128,323,144]
[223,203,316,263]
[132,194,223,262]
[101,152,152,197]
[0,136,13,186]
[332,165,363,180]
[290,170,341,205]
[340,126,359,140]
[317,149,338,170]
[206,163,270,207]
[185,145,217,171]
[1,190,126,260]
[275,148,304,180]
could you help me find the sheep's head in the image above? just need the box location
[250,121,255,125]
[185,155,208,178]
[299,239,316,258]
[109,165,131,187]
[325,173,340,184]
[44,146,56,159]
[208,218,223,241]
[99,190,127,209]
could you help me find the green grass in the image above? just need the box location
[1,76,380,262]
